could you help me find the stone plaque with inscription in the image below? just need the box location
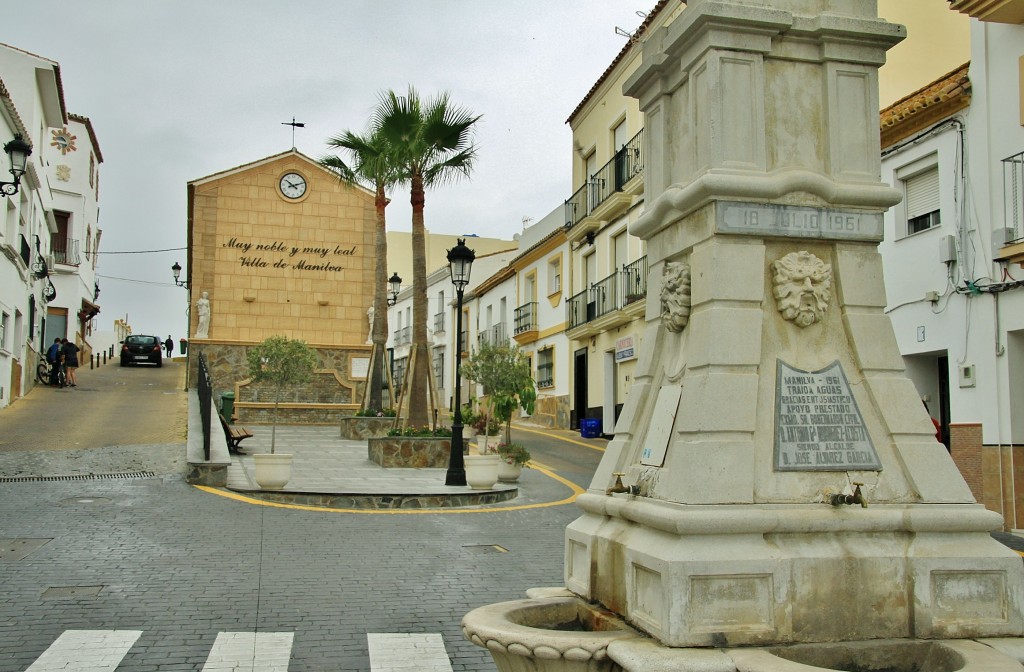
[774,360,881,471]
[717,200,883,241]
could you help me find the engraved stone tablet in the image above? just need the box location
[350,356,369,379]
[718,200,883,241]
[640,385,682,467]
[774,360,881,471]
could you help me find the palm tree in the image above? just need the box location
[374,87,481,428]
[319,128,401,412]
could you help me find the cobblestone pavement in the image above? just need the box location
[0,356,599,671]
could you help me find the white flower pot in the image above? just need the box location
[253,453,293,490]
[497,459,523,482]
[465,454,500,490]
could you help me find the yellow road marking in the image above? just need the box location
[514,425,607,452]
[193,461,585,514]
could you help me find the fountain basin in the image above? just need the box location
[725,639,1022,672]
[462,596,643,672]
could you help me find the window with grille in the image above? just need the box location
[537,348,554,388]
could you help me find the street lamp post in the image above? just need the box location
[171,262,189,289]
[0,135,32,197]
[445,238,475,486]
[387,272,402,306]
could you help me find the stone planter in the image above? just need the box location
[465,454,500,490]
[253,453,293,490]
[367,436,451,468]
[339,416,395,440]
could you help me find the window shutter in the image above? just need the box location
[905,168,939,219]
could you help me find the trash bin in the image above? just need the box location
[179,338,188,355]
[580,418,602,438]
[221,392,235,419]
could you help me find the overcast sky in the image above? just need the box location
[6,1,649,342]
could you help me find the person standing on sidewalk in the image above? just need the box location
[62,338,80,387]
[164,335,174,359]
[46,337,62,386]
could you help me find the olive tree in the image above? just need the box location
[246,336,317,453]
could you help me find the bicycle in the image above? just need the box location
[36,359,66,387]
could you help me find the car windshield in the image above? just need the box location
[126,336,158,345]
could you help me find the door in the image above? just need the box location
[573,347,588,430]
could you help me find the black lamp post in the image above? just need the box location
[0,135,32,197]
[445,238,475,486]
[387,272,402,306]
[171,261,189,289]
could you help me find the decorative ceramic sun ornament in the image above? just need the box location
[50,127,77,155]
[771,251,833,327]
[661,261,692,333]
[55,165,71,181]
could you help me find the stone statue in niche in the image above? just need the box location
[195,291,211,338]
[660,261,692,333]
[772,251,832,328]
[366,305,374,345]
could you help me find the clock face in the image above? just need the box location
[279,172,307,199]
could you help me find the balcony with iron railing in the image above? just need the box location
[996,150,1024,265]
[52,237,81,266]
[433,312,445,334]
[478,322,508,348]
[392,325,412,347]
[513,301,538,344]
[564,129,644,243]
[566,256,649,339]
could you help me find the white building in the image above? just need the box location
[0,43,103,409]
[0,44,63,407]
[881,2,1024,525]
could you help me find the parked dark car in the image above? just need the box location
[120,335,163,367]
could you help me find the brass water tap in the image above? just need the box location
[829,482,867,508]
[606,473,640,496]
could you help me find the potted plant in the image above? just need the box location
[246,335,317,490]
[496,442,531,482]
[462,342,536,490]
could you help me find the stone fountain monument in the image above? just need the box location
[463,1,1024,670]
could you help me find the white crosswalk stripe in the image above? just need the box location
[367,633,454,671]
[201,632,294,672]
[26,629,142,671]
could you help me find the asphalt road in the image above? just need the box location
[0,357,605,671]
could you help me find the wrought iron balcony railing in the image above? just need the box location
[478,322,507,347]
[52,237,81,266]
[514,302,537,335]
[433,311,445,334]
[1003,150,1024,244]
[564,129,644,231]
[621,255,648,305]
[393,326,412,346]
[567,289,589,330]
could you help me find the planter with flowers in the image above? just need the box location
[340,407,398,440]
[367,425,454,468]
[496,442,531,482]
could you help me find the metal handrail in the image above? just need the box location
[564,129,645,230]
[566,289,589,330]
[564,183,589,230]
[589,272,617,320]
[198,353,212,460]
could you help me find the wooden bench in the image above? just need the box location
[218,412,253,455]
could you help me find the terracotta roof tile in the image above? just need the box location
[880,62,971,149]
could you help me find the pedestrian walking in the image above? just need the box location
[164,335,174,359]
[46,337,62,386]
[62,338,80,387]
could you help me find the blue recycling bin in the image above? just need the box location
[580,418,602,438]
